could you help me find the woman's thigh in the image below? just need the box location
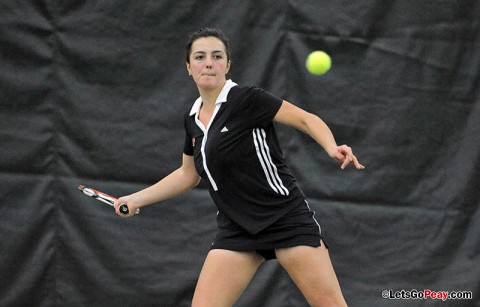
[192,249,264,307]
[275,242,347,307]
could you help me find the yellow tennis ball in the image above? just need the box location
[306,51,331,75]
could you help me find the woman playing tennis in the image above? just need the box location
[115,27,364,307]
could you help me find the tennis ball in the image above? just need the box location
[306,51,331,75]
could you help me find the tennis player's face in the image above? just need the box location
[187,37,230,91]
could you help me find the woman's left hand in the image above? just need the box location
[329,145,365,170]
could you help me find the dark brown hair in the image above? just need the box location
[185,27,231,63]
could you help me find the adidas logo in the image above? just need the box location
[221,126,229,133]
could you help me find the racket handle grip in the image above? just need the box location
[119,204,129,215]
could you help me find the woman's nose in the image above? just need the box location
[205,56,213,67]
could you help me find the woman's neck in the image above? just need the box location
[198,81,226,107]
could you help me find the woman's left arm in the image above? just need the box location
[273,100,365,170]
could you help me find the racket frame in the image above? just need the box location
[78,185,139,215]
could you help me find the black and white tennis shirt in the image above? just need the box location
[184,80,306,234]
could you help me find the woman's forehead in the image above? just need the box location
[191,37,226,53]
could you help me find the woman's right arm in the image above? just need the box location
[114,154,201,217]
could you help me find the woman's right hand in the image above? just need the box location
[113,195,139,218]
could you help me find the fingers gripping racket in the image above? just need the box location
[78,185,139,215]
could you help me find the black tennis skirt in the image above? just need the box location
[211,200,325,260]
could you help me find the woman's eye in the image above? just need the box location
[195,55,204,60]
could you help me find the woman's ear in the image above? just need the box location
[226,60,231,74]
[186,62,192,76]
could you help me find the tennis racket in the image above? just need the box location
[78,185,140,215]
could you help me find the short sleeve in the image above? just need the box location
[183,111,194,156]
[241,87,283,128]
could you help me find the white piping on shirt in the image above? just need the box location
[252,128,289,196]
[194,105,222,191]
[190,80,238,191]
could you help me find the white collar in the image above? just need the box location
[189,79,238,116]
